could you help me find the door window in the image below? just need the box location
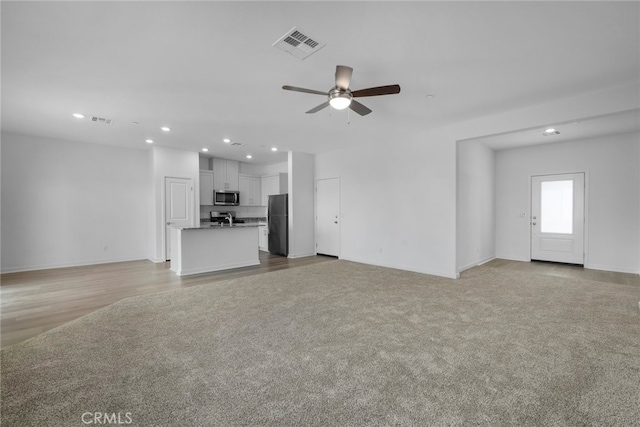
[540,180,573,234]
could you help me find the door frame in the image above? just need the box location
[528,171,589,265]
[315,177,341,258]
[163,176,194,261]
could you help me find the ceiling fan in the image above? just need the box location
[282,65,400,116]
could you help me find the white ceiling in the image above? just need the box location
[469,108,640,151]
[2,1,639,164]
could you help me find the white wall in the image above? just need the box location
[1,132,148,272]
[316,128,458,278]
[148,146,199,262]
[288,152,315,258]
[495,132,640,274]
[314,83,638,279]
[456,140,496,272]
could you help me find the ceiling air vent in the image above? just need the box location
[91,116,113,125]
[230,142,243,147]
[273,26,326,60]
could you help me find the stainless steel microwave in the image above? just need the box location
[214,190,240,206]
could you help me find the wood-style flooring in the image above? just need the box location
[1,252,335,349]
[2,255,637,349]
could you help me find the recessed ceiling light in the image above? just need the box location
[246,155,252,159]
[543,128,560,136]
[145,139,154,144]
[425,94,435,99]
[72,113,85,119]
[271,147,278,152]
[544,128,556,133]
[161,126,171,132]
[202,148,209,152]
[223,138,231,143]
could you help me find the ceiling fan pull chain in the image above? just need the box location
[347,107,351,125]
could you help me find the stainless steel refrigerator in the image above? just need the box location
[268,194,288,256]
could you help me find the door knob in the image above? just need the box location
[532,222,537,226]
[334,221,338,224]
[166,222,171,225]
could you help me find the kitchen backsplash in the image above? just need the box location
[200,205,266,219]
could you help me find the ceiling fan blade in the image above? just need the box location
[335,65,353,90]
[351,84,401,98]
[348,100,372,116]
[282,85,327,96]
[306,101,330,114]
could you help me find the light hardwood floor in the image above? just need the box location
[2,256,637,349]
[1,252,335,349]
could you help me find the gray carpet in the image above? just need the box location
[2,260,639,426]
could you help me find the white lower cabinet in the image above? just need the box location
[258,225,268,251]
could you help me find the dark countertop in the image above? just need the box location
[176,222,261,230]
[199,217,267,228]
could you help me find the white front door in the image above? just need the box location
[531,173,585,264]
[165,177,193,261]
[316,178,340,257]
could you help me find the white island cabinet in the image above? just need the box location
[170,224,260,276]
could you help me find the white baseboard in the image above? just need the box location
[457,256,496,274]
[584,263,640,275]
[173,260,260,276]
[148,257,166,264]
[340,256,458,279]
[287,252,316,259]
[494,257,639,276]
[1,256,147,274]
[495,255,531,263]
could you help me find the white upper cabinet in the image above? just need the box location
[212,158,239,191]
[239,174,262,206]
[261,173,288,206]
[199,171,214,205]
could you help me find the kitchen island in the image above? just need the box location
[170,223,260,276]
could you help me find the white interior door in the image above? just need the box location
[165,177,193,261]
[316,178,340,257]
[531,173,585,264]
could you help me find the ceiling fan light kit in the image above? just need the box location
[328,89,352,110]
[282,65,400,116]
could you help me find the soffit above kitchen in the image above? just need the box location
[1,2,638,164]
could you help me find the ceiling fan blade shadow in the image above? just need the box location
[282,86,327,96]
[349,100,372,116]
[306,101,330,114]
[335,65,353,90]
[352,84,401,97]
